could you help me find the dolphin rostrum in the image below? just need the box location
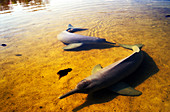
[59,45,144,99]
[57,24,116,50]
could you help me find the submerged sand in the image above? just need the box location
[0,0,170,112]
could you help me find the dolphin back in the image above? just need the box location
[57,31,106,44]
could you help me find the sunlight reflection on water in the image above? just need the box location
[0,0,49,13]
[0,0,169,39]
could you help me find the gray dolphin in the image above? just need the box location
[57,24,115,50]
[59,45,143,99]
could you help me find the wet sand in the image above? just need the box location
[0,0,170,112]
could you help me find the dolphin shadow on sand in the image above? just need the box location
[72,51,159,112]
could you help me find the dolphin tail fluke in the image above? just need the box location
[118,44,144,51]
[132,46,140,52]
[58,88,79,99]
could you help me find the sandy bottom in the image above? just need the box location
[0,2,170,112]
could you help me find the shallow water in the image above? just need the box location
[0,0,170,112]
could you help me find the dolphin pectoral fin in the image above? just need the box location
[91,64,103,74]
[63,43,83,50]
[108,82,142,96]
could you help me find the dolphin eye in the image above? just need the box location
[77,80,91,89]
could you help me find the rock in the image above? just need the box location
[15,54,22,56]
[57,68,72,79]
[1,44,7,47]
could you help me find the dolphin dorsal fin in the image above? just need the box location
[91,64,103,74]
[68,24,74,28]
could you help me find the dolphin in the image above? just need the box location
[65,24,88,33]
[57,24,116,50]
[59,45,144,99]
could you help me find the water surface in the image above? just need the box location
[0,0,169,112]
